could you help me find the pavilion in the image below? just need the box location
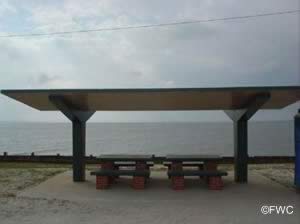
[1,86,300,190]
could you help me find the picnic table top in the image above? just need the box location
[98,154,154,162]
[165,154,221,162]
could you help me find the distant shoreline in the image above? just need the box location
[0,121,295,157]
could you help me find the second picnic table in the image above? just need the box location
[165,154,222,170]
[165,154,226,190]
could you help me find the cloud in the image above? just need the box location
[29,73,78,88]
[0,0,299,121]
[36,73,59,85]
[0,1,16,17]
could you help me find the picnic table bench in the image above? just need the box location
[113,161,154,167]
[163,161,204,179]
[165,154,227,190]
[91,169,150,177]
[91,169,150,190]
[167,170,227,177]
[107,161,153,178]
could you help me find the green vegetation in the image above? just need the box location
[0,163,69,198]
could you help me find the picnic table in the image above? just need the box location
[165,154,226,190]
[92,154,154,190]
[98,154,153,170]
[165,154,221,162]
[165,154,221,170]
[98,154,154,162]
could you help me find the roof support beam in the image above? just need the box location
[224,93,271,183]
[49,95,95,182]
[49,95,95,122]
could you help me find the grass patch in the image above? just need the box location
[0,164,69,198]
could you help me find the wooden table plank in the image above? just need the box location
[98,154,154,162]
[165,154,221,162]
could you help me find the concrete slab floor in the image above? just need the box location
[3,171,300,224]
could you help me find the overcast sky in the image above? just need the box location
[0,0,299,122]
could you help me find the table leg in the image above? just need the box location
[204,161,224,190]
[132,161,147,190]
[101,161,115,185]
[114,163,120,179]
[204,161,217,171]
[199,164,204,180]
[171,161,182,170]
[136,161,147,170]
[96,176,110,189]
[171,162,184,190]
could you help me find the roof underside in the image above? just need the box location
[1,87,300,111]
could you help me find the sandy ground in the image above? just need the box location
[0,163,298,224]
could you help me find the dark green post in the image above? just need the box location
[49,95,95,182]
[234,119,248,182]
[72,120,87,182]
[225,93,270,183]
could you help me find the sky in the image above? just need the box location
[0,0,299,122]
